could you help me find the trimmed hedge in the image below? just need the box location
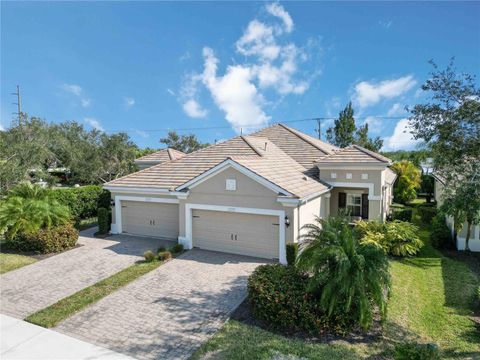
[9,224,78,254]
[285,243,298,266]
[51,185,103,221]
[418,206,437,224]
[430,214,454,249]
[392,208,413,222]
[248,264,350,334]
[97,207,110,234]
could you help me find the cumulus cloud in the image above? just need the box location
[124,97,135,109]
[387,103,406,116]
[183,99,208,118]
[363,116,383,134]
[354,75,416,108]
[61,83,91,108]
[84,117,104,132]
[181,2,313,132]
[382,118,421,151]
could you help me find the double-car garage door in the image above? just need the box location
[120,201,279,260]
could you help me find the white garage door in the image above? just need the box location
[121,201,179,239]
[192,209,279,259]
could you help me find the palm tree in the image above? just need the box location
[0,183,71,240]
[297,215,391,330]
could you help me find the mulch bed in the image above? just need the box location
[230,298,383,346]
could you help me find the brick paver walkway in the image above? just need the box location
[56,249,265,360]
[0,228,174,319]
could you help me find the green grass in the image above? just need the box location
[193,205,480,360]
[75,217,98,231]
[0,253,37,274]
[191,320,360,360]
[25,260,162,328]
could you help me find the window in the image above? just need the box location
[346,173,353,179]
[331,172,337,179]
[361,173,369,180]
[225,179,236,191]
[346,194,362,217]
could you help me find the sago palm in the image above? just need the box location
[297,215,391,330]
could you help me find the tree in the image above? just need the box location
[160,131,209,153]
[408,59,480,248]
[326,102,383,151]
[381,150,430,167]
[390,160,421,204]
[297,215,391,330]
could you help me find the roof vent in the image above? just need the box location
[302,176,307,181]
[264,142,268,151]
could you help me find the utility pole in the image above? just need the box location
[316,118,322,140]
[11,85,22,125]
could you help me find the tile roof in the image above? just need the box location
[251,124,338,170]
[316,145,392,164]
[385,167,398,184]
[135,148,185,163]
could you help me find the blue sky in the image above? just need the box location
[1,1,479,151]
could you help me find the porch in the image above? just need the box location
[328,187,383,222]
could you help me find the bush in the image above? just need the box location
[248,264,352,334]
[10,224,78,253]
[430,214,453,249]
[394,342,440,360]
[418,206,437,224]
[51,185,103,221]
[157,246,166,253]
[158,251,172,261]
[285,243,298,266]
[170,244,184,253]
[392,208,413,222]
[144,250,155,262]
[97,189,111,210]
[97,207,109,234]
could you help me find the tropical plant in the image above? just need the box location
[0,183,71,240]
[297,215,391,330]
[391,160,421,204]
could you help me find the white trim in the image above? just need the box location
[328,181,382,201]
[112,195,179,234]
[105,185,188,198]
[316,163,387,170]
[185,203,286,264]
[176,159,293,197]
[277,197,300,207]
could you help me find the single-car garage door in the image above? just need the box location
[192,209,279,259]
[121,201,179,239]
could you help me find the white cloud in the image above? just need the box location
[135,129,149,138]
[266,2,294,33]
[0,122,5,131]
[382,118,421,151]
[387,103,406,116]
[124,97,135,109]
[84,117,104,132]
[183,99,208,118]
[363,116,383,134]
[181,3,313,131]
[354,75,417,108]
[167,88,175,96]
[201,47,269,132]
[61,83,91,108]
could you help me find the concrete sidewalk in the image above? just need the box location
[0,314,133,360]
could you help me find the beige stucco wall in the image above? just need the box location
[297,196,322,241]
[318,169,384,196]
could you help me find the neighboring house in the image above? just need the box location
[433,173,480,251]
[104,124,397,264]
[134,148,185,170]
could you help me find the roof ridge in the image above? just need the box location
[166,148,174,160]
[278,123,331,154]
[240,135,264,157]
[351,144,391,163]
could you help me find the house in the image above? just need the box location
[433,173,480,251]
[134,148,185,170]
[104,124,397,264]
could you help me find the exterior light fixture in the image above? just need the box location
[284,216,290,228]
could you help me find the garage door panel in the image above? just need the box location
[192,210,279,259]
[121,201,179,239]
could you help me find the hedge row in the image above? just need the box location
[51,186,110,221]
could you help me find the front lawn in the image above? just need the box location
[26,259,162,327]
[0,253,37,274]
[193,219,479,359]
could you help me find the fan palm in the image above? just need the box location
[0,183,71,240]
[297,215,391,330]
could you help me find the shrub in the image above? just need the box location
[394,342,440,360]
[285,243,298,266]
[384,221,423,257]
[170,244,184,253]
[158,251,172,261]
[51,185,103,221]
[10,224,78,253]
[391,160,421,204]
[144,250,155,262]
[157,246,166,253]
[97,207,109,234]
[418,206,437,224]
[430,214,453,249]
[97,189,111,210]
[392,208,413,222]
[298,216,391,330]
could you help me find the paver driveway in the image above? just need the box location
[0,228,174,319]
[56,249,266,360]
